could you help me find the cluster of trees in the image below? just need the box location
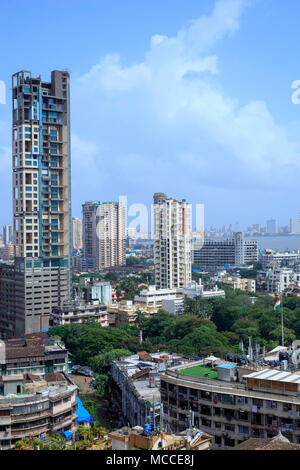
[50,289,300,398]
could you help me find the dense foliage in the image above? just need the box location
[50,290,300,396]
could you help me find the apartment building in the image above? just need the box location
[73,277,112,305]
[2,225,12,246]
[0,70,72,338]
[221,276,256,293]
[82,201,126,271]
[266,267,300,294]
[95,202,126,270]
[82,201,100,270]
[261,250,300,269]
[107,300,158,326]
[111,351,192,428]
[153,195,192,289]
[0,371,78,450]
[0,333,70,376]
[72,217,82,251]
[50,301,109,327]
[160,360,300,450]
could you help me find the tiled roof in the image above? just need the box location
[44,372,65,383]
[6,345,45,359]
[232,438,300,451]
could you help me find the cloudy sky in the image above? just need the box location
[1,0,300,230]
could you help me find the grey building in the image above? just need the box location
[193,233,258,270]
[160,361,300,450]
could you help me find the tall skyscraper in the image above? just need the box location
[72,217,82,251]
[266,218,278,234]
[153,194,192,289]
[2,225,12,245]
[95,202,126,270]
[82,201,101,270]
[82,201,126,271]
[0,70,72,338]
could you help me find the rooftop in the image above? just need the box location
[178,365,218,380]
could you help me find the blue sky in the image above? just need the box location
[1,0,300,230]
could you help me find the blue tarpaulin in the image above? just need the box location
[76,397,93,423]
[63,431,73,440]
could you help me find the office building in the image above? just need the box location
[193,233,258,270]
[153,195,192,289]
[0,70,72,338]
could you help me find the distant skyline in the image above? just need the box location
[1,0,300,228]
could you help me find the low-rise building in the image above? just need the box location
[1,333,70,376]
[266,267,300,294]
[162,298,185,316]
[107,301,158,326]
[109,426,212,451]
[111,352,194,428]
[0,371,78,450]
[134,285,180,308]
[50,301,109,327]
[181,281,225,299]
[261,250,300,270]
[221,276,256,293]
[160,360,300,450]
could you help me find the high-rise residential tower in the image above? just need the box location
[82,201,126,272]
[72,217,82,251]
[2,225,12,245]
[82,201,100,270]
[95,202,126,270]
[153,194,192,289]
[0,70,72,338]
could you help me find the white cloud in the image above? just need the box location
[70,0,300,212]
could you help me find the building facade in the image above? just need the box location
[82,201,100,270]
[0,70,72,338]
[160,361,300,450]
[82,201,126,272]
[72,217,82,251]
[193,233,258,270]
[154,195,192,289]
[50,300,109,327]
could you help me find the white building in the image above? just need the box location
[290,217,300,234]
[95,202,126,270]
[266,267,300,294]
[134,285,180,308]
[153,195,192,289]
[162,297,185,316]
[72,217,82,250]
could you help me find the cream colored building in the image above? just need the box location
[94,202,126,271]
[107,300,158,326]
[222,276,256,293]
[153,195,192,289]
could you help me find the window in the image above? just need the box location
[239,426,249,435]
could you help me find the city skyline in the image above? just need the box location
[1,1,300,228]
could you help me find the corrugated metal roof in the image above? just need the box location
[244,369,300,384]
